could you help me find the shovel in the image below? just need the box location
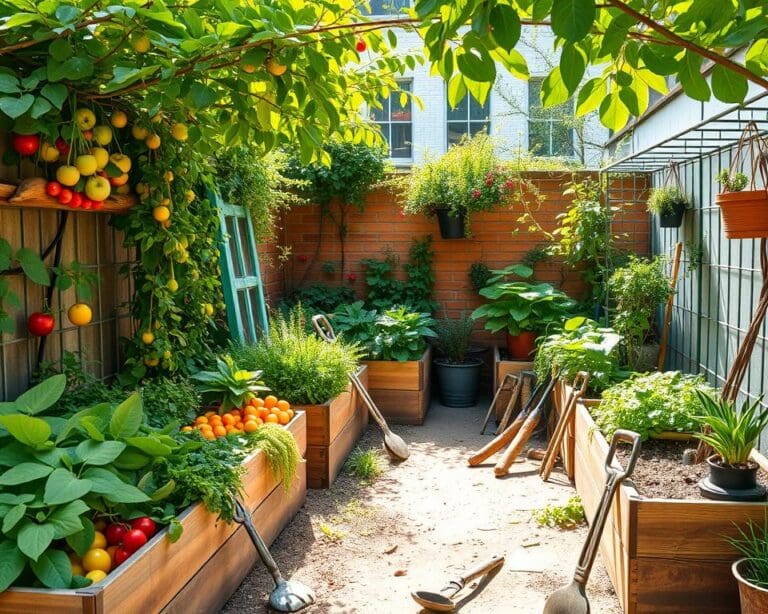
[543,430,641,614]
[312,313,410,461]
[233,499,315,612]
[411,554,505,612]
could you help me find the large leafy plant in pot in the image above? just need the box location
[471,264,575,360]
[693,392,768,502]
[432,314,482,407]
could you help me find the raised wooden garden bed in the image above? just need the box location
[363,347,431,425]
[0,412,308,614]
[573,401,768,613]
[492,345,533,422]
[300,365,369,489]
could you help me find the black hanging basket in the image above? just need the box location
[435,208,466,239]
[659,200,686,228]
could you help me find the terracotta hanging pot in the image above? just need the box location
[715,190,768,239]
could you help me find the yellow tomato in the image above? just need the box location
[85,570,108,583]
[68,303,93,327]
[82,548,111,573]
[90,531,107,550]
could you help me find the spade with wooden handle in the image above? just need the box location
[494,376,557,477]
[539,373,590,482]
[312,314,410,461]
[467,376,551,467]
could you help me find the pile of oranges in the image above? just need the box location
[181,395,294,440]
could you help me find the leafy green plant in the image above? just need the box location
[0,376,178,591]
[592,371,717,441]
[141,376,201,429]
[728,518,768,589]
[471,264,575,335]
[607,256,672,370]
[232,306,360,404]
[433,314,475,363]
[646,185,691,216]
[346,447,385,484]
[716,169,749,192]
[533,495,586,529]
[190,356,269,412]
[362,236,437,313]
[534,317,625,392]
[333,302,436,361]
[281,283,355,315]
[692,393,768,466]
[469,262,493,292]
[0,239,50,334]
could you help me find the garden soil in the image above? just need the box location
[223,401,620,613]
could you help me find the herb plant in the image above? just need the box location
[191,356,269,412]
[534,317,625,392]
[592,371,717,441]
[692,393,768,466]
[471,264,575,335]
[469,262,493,292]
[433,314,475,363]
[533,495,586,529]
[729,518,768,589]
[716,169,749,192]
[232,306,361,404]
[607,256,672,371]
[646,185,691,216]
[141,376,201,429]
[281,283,355,315]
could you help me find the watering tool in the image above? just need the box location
[543,430,641,614]
[411,555,505,612]
[232,499,315,612]
[539,373,590,482]
[312,313,410,461]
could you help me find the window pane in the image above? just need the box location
[391,91,411,121]
[469,121,489,137]
[469,96,490,121]
[390,123,412,158]
[528,120,551,156]
[447,122,469,147]
[551,122,574,157]
[365,0,409,15]
[369,100,387,122]
[447,95,468,121]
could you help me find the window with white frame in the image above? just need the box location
[447,90,491,147]
[364,0,410,15]
[527,77,574,157]
[370,81,413,160]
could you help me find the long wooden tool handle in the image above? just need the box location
[496,374,525,434]
[481,373,515,435]
[539,374,589,481]
[657,241,683,371]
[458,554,505,586]
[494,407,542,476]
[468,412,527,466]
[350,371,390,434]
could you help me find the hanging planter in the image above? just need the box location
[714,121,768,239]
[647,161,691,228]
[434,207,466,239]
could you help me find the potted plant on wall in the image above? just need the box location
[692,392,768,502]
[471,264,575,360]
[714,120,768,239]
[647,161,691,228]
[432,314,482,407]
[729,519,768,613]
[404,134,514,239]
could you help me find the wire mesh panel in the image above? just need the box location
[604,97,768,451]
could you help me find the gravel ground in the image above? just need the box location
[223,400,620,613]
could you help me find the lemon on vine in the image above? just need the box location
[132,125,149,140]
[145,134,161,150]
[167,279,179,292]
[141,331,155,345]
[153,206,171,222]
[171,123,188,141]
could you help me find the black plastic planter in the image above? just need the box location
[698,455,766,502]
[658,200,686,228]
[435,208,466,239]
[434,358,482,407]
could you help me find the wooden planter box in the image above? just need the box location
[0,412,308,614]
[492,345,533,422]
[552,380,602,480]
[299,365,369,489]
[362,347,431,425]
[573,402,768,613]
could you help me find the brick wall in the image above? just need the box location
[258,171,649,346]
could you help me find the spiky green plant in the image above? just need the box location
[346,447,385,484]
[729,518,768,589]
[191,355,269,411]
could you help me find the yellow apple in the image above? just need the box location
[109,173,129,187]
[92,125,113,146]
[171,123,188,141]
[109,153,131,173]
[40,142,59,162]
[75,154,98,176]
[56,165,81,186]
[75,108,96,131]
[90,147,109,169]
[85,176,111,201]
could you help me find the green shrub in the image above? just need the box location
[433,314,475,363]
[592,371,717,441]
[232,306,360,404]
[141,376,201,429]
[281,283,356,315]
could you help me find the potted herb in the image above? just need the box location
[714,122,768,239]
[692,392,768,502]
[729,519,768,613]
[607,256,671,371]
[403,134,514,239]
[432,314,482,407]
[646,185,691,228]
[471,264,575,360]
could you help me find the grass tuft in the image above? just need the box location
[346,447,385,484]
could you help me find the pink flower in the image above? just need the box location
[505,180,514,189]
[472,189,481,199]
[297,254,308,262]
[347,273,357,282]
[485,178,494,187]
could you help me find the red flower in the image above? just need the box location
[297,254,308,262]
[505,179,514,189]
[485,178,494,187]
[472,189,481,199]
[347,273,357,282]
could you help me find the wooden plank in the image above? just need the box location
[632,558,740,613]
[300,366,367,447]
[161,463,307,614]
[367,389,428,425]
[363,347,428,391]
[493,349,533,421]
[0,589,98,614]
[0,178,135,213]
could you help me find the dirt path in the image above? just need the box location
[223,401,620,613]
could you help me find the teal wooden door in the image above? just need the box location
[210,190,269,344]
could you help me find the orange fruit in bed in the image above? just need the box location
[264,395,278,409]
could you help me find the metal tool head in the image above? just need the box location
[411,590,456,612]
[269,578,316,612]
[542,580,589,614]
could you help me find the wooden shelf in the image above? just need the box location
[0,178,136,214]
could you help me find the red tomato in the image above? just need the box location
[27,312,54,336]
[356,39,367,52]
[81,197,93,209]
[69,192,83,208]
[113,547,131,566]
[58,189,73,205]
[91,200,103,210]
[12,134,40,156]
[105,523,127,546]
[54,137,70,155]
[130,517,156,538]
[122,529,147,553]
[46,181,62,197]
